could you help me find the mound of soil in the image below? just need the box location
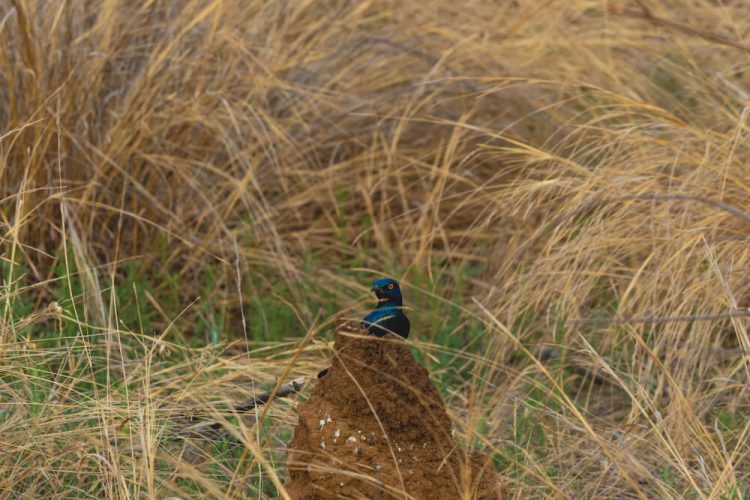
[285,324,505,499]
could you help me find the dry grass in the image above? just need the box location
[2,0,750,497]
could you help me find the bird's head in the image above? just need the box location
[371,278,403,303]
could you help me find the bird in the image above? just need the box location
[362,277,410,339]
[317,278,410,379]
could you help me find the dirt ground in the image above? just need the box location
[285,325,505,499]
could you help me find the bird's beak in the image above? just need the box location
[371,285,380,292]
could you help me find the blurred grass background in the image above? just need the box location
[2,0,750,497]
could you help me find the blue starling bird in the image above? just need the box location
[317,278,409,379]
[362,278,410,338]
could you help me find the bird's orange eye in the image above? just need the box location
[387,284,394,290]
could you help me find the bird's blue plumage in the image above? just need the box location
[361,278,410,338]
